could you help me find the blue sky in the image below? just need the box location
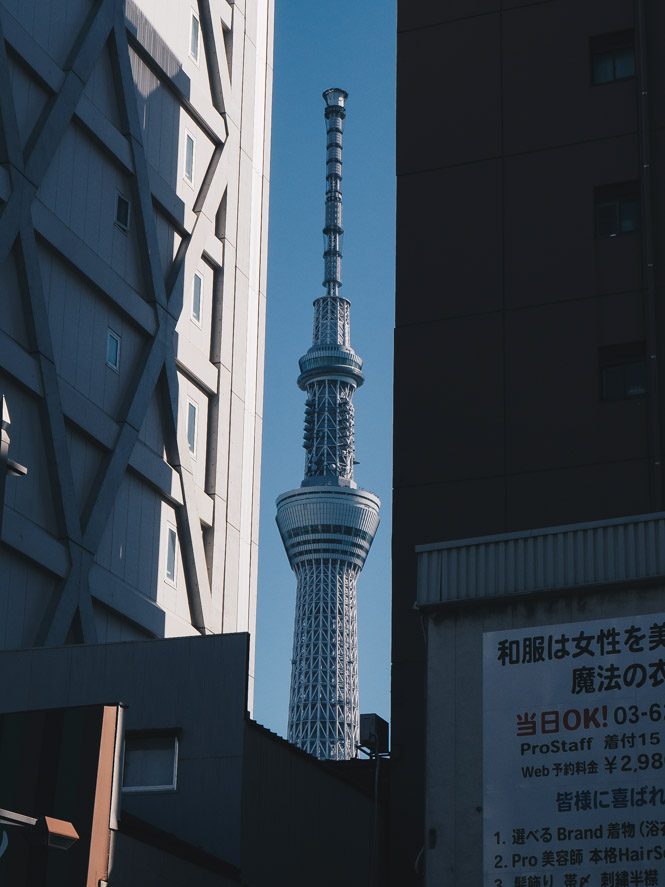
[253,0,396,738]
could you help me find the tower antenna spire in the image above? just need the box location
[276,90,380,761]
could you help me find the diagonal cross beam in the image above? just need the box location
[35,5,234,642]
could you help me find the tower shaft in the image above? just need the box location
[289,560,359,760]
[276,89,380,760]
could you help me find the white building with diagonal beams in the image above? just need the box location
[0,0,272,703]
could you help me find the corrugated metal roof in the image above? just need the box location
[416,512,665,606]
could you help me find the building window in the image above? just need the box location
[190,10,200,63]
[187,400,197,455]
[599,343,646,401]
[166,525,177,582]
[115,192,130,232]
[192,272,203,324]
[122,732,178,793]
[106,329,121,371]
[595,182,639,238]
[590,31,635,85]
[184,132,195,184]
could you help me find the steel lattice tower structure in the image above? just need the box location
[276,89,380,761]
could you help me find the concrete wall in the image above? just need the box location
[110,830,241,886]
[241,723,381,887]
[0,633,249,865]
[423,584,665,886]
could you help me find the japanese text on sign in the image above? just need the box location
[484,614,665,887]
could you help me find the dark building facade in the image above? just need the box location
[392,1,665,883]
[0,634,384,886]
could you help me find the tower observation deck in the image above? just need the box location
[276,89,380,761]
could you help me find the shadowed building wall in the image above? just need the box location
[393,0,665,883]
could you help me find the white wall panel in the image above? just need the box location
[176,110,216,208]
[178,370,209,490]
[176,258,214,363]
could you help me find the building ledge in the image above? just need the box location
[416,512,665,608]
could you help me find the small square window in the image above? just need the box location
[599,342,646,401]
[595,182,639,238]
[106,329,120,371]
[590,31,635,85]
[184,132,195,184]
[190,11,200,63]
[122,733,178,792]
[192,272,203,324]
[187,400,197,455]
[166,525,177,582]
[115,193,130,232]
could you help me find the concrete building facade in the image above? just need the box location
[0,0,273,702]
[0,633,383,886]
[393,0,665,884]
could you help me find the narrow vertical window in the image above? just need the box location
[187,400,197,455]
[184,133,195,184]
[192,272,203,324]
[115,193,130,232]
[106,329,121,371]
[190,11,200,63]
[166,526,177,582]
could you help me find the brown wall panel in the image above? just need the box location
[503,135,640,308]
[392,1,665,884]
[397,15,501,175]
[505,458,651,531]
[396,160,503,325]
[504,299,648,475]
[648,129,665,292]
[392,476,507,569]
[502,0,632,12]
[398,0,499,33]
[644,0,665,129]
[502,0,636,154]
[393,314,504,487]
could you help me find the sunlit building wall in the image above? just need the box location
[0,0,273,703]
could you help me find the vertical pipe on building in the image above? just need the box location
[635,0,664,510]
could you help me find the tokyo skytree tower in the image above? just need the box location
[276,89,380,761]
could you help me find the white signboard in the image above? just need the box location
[484,613,665,887]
